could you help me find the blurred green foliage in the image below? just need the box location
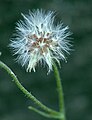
[0,0,92,120]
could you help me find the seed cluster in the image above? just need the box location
[27,33,57,55]
[9,9,71,72]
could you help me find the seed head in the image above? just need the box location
[9,9,72,72]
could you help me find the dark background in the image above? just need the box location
[0,0,92,120]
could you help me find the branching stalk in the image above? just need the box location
[0,61,60,117]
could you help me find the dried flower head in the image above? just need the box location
[9,9,72,72]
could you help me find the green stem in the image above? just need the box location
[53,63,66,120]
[0,61,59,117]
[28,106,64,119]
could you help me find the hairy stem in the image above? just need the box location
[0,61,60,117]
